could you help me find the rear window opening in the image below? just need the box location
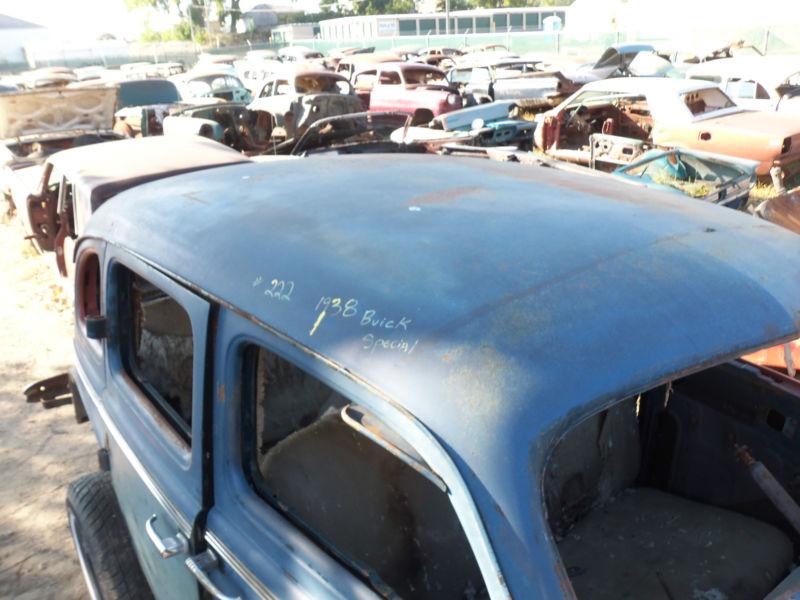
[545,360,800,600]
[117,265,194,440]
[682,87,736,116]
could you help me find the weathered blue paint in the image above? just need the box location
[83,154,800,597]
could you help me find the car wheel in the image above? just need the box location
[66,472,154,600]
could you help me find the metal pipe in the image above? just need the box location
[770,165,786,194]
[736,445,800,536]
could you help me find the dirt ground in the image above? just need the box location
[0,216,96,599]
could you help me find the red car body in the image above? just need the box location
[353,62,462,119]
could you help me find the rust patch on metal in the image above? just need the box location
[406,185,484,206]
[217,383,225,403]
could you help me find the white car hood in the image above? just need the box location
[0,86,118,140]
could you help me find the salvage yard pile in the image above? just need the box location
[2,34,800,600]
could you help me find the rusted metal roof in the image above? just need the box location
[50,135,249,211]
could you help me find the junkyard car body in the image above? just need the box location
[112,78,183,137]
[23,135,248,276]
[398,100,535,149]
[234,58,285,96]
[172,70,252,103]
[757,186,800,235]
[335,51,402,81]
[248,71,363,140]
[417,47,464,68]
[1,85,120,212]
[687,56,800,114]
[447,58,578,105]
[357,62,463,118]
[163,102,272,153]
[18,67,78,89]
[574,44,678,81]
[290,111,423,155]
[278,46,326,65]
[613,148,758,209]
[535,77,800,182]
[461,43,509,54]
[67,154,800,600]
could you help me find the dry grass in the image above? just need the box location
[749,183,781,200]
[649,172,712,198]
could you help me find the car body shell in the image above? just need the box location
[356,62,462,118]
[448,59,575,103]
[686,56,800,114]
[248,70,363,139]
[163,102,272,153]
[612,148,758,209]
[1,85,120,214]
[535,77,800,177]
[72,154,800,599]
[335,52,403,81]
[24,136,249,277]
[172,70,252,104]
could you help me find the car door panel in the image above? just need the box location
[203,309,381,600]
[102,247,209,600]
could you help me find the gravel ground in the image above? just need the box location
[0,216,95,599]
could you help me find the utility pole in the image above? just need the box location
[189,11,197,52]
[189,3,197,50]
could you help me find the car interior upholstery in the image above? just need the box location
[546,361,800,600]
[250,347,488,600]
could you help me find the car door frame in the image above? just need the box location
[100,246,211,600]
[202,306,510,599]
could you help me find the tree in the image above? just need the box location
[124,0,246,40]
[352,0,415,15]
[435,0,470,12]
[212,0,241,33]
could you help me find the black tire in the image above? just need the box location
[66,472,154,600]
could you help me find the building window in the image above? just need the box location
[399,18,417,36]
[509,13,523,31]
[475,16,490,33]
[419,18,435,34]
[243,345,488,599]
[525,12,540,30]
[492,13,508,31]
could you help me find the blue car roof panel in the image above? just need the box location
[85,154,800,583]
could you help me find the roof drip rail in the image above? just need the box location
[340,404,448,493]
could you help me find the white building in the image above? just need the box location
[0,14,49,69]
[319,7,568,40]
[272,23,320,43]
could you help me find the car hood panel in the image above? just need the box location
[0,86,118,140]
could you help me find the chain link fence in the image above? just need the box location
[11,24,800,74]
